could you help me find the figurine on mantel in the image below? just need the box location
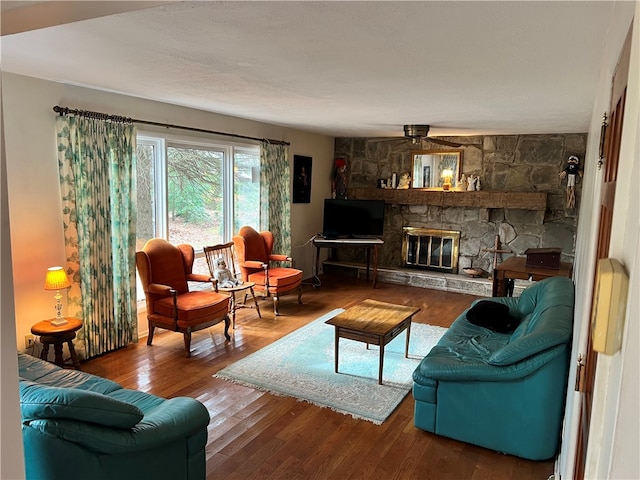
[332,158,348,199]
[457,174,468,191]
[397,172,411,189]
[467,175,481,191]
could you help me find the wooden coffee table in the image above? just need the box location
[325,299,421,385]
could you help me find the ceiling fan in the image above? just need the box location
[403,125,462,148]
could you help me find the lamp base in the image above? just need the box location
[51,317,69,326]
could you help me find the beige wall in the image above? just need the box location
[1,72,335,350]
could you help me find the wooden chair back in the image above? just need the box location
[203,242,242,287]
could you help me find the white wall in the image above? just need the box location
[588,2,640,477]
[560,2,639,479]
[1,72,335,352]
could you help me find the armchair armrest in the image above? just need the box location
[147,284,178,320]
[268,254,291,262]
[147,283,175,296]
[186,273,214,283]
[244,260,267,269]
[268,254,295,267]
[186,273,218,292]
[24,396,210,455]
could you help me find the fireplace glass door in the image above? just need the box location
[402,227,460,274]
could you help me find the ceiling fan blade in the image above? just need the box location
[402,125,462,148]
[429,137,462,148]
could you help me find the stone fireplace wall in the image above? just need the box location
[333,134,586,275]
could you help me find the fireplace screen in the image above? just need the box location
[402,227,460,274]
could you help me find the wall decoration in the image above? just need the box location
[293,155,312,203]
[598,113,608,170]
[332,158,348,199]
[559,155,583,208]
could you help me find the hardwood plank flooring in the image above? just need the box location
[81,274,554,480]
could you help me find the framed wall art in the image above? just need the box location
[293,155,312,203]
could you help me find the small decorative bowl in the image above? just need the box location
[463,268,484,278]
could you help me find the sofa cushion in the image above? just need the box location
[20,380,144,429]
[153,290,229,326]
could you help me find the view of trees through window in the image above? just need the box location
[233,151,261,233]
[167,146,224,247]
[136,142,155,251]
[136,137,260,253]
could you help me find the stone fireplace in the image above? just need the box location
[332,133,585,275]
[402,227,460,274]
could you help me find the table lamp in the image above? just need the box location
[44,266,71,326]
[441,169,454,191]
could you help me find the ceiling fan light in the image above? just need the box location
[404,125,417,137]
[403,124,430,142]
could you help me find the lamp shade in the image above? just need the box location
[441,169,454,179]
[44,267,71,290]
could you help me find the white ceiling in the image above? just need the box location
[1,1,615,138]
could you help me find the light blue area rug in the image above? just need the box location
[214,308,447,424]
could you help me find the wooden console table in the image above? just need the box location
[313,237,384,288]
[492,256,573,297]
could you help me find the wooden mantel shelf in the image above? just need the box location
[349,187,547,210]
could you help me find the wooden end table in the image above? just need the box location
[325,299,420,385]
[492,256,573,297]
[219,281,261,328]
[31,317,83,369]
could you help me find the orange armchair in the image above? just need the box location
[136,238,231,357]
[233,226,303,315]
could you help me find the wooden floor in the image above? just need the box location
[82,274,554,480]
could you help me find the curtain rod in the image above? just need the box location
[52,105,290,146]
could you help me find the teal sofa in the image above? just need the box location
[412,276,575,460]
[18,352,210,480]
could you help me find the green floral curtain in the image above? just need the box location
[56,116,138,359]
[260,141,291,255]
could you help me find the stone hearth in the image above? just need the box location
[322,261,528,297]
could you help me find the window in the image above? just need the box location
[136,133,260,278]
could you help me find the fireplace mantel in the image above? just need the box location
[349,187,547,210]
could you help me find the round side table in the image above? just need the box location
[31,317,83,369]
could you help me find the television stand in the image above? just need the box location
[313,236,384,287]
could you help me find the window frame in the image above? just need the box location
[137,130,260,250]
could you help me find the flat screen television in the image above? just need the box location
[322,199,385,239]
